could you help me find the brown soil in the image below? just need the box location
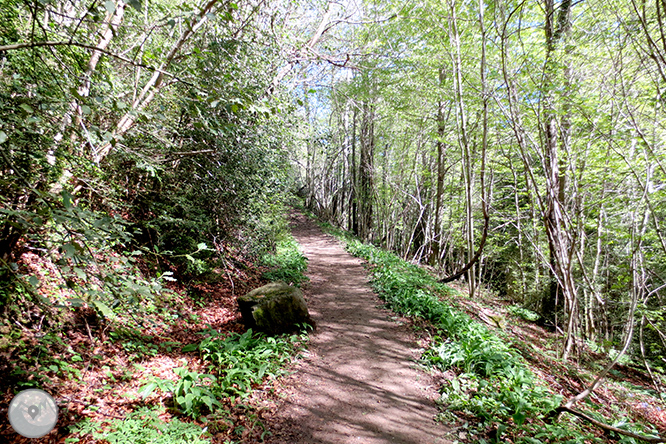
[264,212,452,444]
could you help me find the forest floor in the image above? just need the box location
[3,209,666,443]
[262,211,666,442]
[261,211,451,444]
[0,248,274,443]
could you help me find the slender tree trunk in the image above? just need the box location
[65,1,126,152]
[541,0,578,360]
[448,0,475,296]
[358,101,375,241]
[431,67,448,266]
[350,106,358,234]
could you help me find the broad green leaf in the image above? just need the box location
[73,267,87,280]
[512,411,526,426]
[139,382,157,398]
[62,190,73,209]
[93,300,115,318]
[19,104,33,113]
[0,132,7,144]
[62,243,77,258]
[104,1,116,14]
[182,343,199,352]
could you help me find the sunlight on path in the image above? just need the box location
[266,212,451,444]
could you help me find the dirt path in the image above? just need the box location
[265,212,451,444]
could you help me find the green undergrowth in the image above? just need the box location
[259,233,308,286]
[70,406,211,444]
[144,327,308,416]
[73,328,309,443]
[317,221,626,443]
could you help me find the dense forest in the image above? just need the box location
[302,0,666,363]
[3,0,666,442]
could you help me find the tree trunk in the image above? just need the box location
[358,101,375,241]
[349,107,358,234]
[541,0,577,360]
[430,67,448,266]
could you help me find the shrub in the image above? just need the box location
[260,235,308,286]
[70,406,210,444]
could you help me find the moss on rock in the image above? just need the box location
[237,282,314,335]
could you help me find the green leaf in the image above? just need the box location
[126,0,141,11]
[185,254,195,263]
[182,343,199,352]
[0,131,7,144]
[62,243,77,258]
[28,275,40,288]
[93,300,115,319]
[62,190,73,209]
[196,242,207,251]
[139,382,157,398]
[68,298,85,307]
[512,411,526,426]
[73,267,87,280]
[20,104,33,113]
[104,1,116,14]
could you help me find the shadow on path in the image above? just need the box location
[265,212,451,444]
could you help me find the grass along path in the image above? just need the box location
[316,216,666,443]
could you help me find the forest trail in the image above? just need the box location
[265,212,451,444]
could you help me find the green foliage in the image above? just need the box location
[508,305,541,322]
[70,406,210,444]
[9,330,85,388]
[193,328,307,398]
[140,328,307,420]
[172,367,222,418]
[332,231,581,441]
[260,235,308,286]
[0,0,299,338]
[338,228,661,441]
[139,367,220,418]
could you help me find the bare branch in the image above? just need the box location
[554,406,666,443]
[0,40,192,84]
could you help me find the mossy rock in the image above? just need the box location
[237,282,314,335]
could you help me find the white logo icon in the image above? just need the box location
[8,389,58,438]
